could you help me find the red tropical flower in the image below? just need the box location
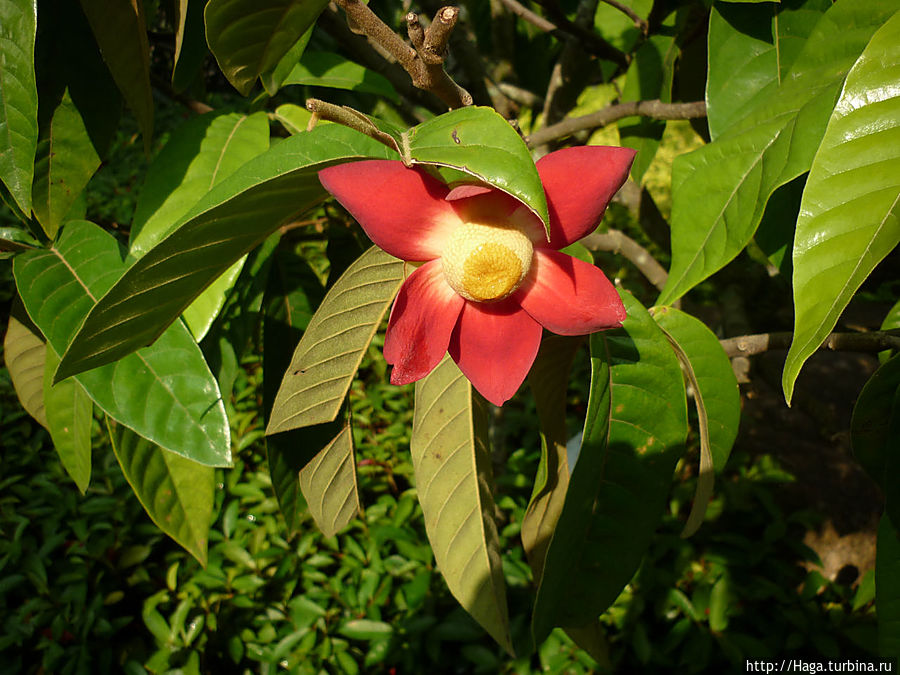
[318,145,635,406]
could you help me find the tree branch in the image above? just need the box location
[581,228,667,292]
[720,331,900,358]
[527,99,706,146]
[333,0,472,109]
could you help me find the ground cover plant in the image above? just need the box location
[1,0,899,671]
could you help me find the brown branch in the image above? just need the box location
[581,228,667,292]
[333,0,472,109]
[526,99,707,147]
[598,0,648,35]
[720,331,900,359]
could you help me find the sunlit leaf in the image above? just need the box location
[42,346,92,493]
[593,0,651,53]
[299,425,359,538]
[267,246,404,434]
[533,291,687,643]
[273,103,315,135]
[204,0,329,96]
[412,354,512,654]
[3,302,47,429]
[659,0,897,305]
[0,0,38,213]
[14,221,231,467]
[79,0,153,152]
[31,89,101,239]
[283,51,399,102]
[108,419,214,565]
[56,125,398,380]
[783,9,900,402]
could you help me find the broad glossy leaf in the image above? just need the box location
[659,0,898,305]
[204,0,329,96]
[283,51,399,102]
[783,10,900,402]
[56,125,398,380]
[298,425,359,538]
[523,335,584,580]
[267,247,404,433]
[130,110,270,340]
[0,0,38,213]
[14,221,231,467]
[403,107,550,235]
[172,0,207,92]
[706,0,830,140]
[3,305,47,428]
[43,346,92,493]
[651,307,740,471]
[878,514,900,657]
[260,27,312,96]
[411,354,512,654]
[79,0,153,152]
[533,292,687,642]
[31,89,101,239]
[108,419,214,565]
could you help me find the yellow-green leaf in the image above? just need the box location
[298,425,359,538]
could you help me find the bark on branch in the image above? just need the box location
[720,331,900,358]
[581,228,667,292]
[527,99,707,147]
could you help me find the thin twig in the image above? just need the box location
[720,331,900,358]
[527,99,706,146]
[581,229,667,292]
[598,0,648,34]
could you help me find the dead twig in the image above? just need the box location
[720,331,900,358]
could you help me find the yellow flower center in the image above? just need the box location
[442,221,533,302]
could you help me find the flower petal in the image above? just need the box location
[536,146,636,249]
[449,299,543,406]
[516,249,625,335]
[318,160,460,261]
[385,260,464,385]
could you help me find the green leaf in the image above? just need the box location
[411,354,512,654]
[522,335,584,580]
[108,419,214,565]
[56,125,398,380]
[31,89,101,239]
[130,110,270,340]
[172,0,208,92]
[283,51,400,102]
[338,620,394,641]
[3,303,47,428]
[878,513,900,658]
[593,0,652,53]
[782,9,900,402]
[0,225,39,255]
[403,107,550,235]
[0,0,38,213]
[43,346,92,493]
[204,0,329,96]
[266,246,404,433]
[14,220,231,467]
[532,291,687,643]
[651,307,740,471]
[78,0,153,152]
[298,425,359,538]
[706,0,830,140]
[659,0,898,305]
[272,103,315,135]
[260,26,312,96]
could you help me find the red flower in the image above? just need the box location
[318,146,635,406]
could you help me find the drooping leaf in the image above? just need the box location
[659,0,898,305]
[298,425,359,538]
[31,89,101,239]
[56,125,398,380]
[401,107,551,235]
[108,419,214,565]
[14,221,231,467]
[130,110,270,340]
[259,27,312,96]
[79,0,153,152]
[3,302,47,429]
[523,335,584,580]
[878,513,900,658]
[204,0,329,96]
[532,291,687,643]
[706,0,831,140]
[651,306,740,471]
[783,9,900,402]
[411,354,512,654]
[43,346,92,493]
[0,0,39,213]
[283,51,400,102]
[267,247,404,434]
[172,0,208,92]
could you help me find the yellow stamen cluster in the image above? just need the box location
[442,221,533,302]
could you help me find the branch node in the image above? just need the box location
[406,12,425,50]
